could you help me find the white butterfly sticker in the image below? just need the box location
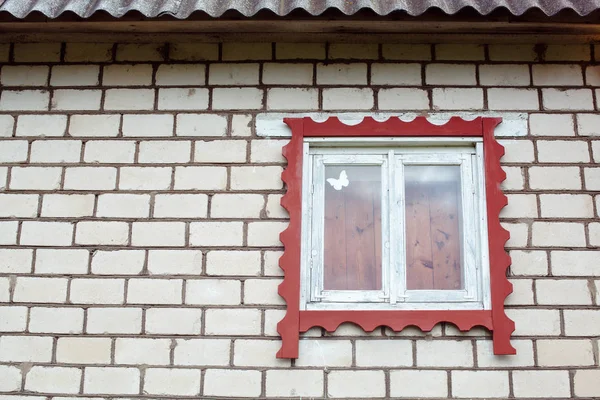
[327,170,349,191]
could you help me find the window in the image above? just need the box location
[277,116,515,358]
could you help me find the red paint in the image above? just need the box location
[277,116,515,359]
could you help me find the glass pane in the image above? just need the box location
[323,165,382,291]
[404,165,463,290]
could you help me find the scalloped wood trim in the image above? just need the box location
[276,116,515,359]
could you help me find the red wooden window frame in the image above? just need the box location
[276,116,515,358]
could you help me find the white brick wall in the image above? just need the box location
[0,41,597,400]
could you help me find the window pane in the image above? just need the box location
[404,165,463,290]
[323,165,382,291]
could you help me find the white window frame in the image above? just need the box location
[300,137,491,311]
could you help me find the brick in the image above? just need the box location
[127,278,182,304]
[119,167,172,190]
[552,250,600,276]
[70,278,125,304]
[144,368,201,396]
[0,221,18,245]
[533,64,583,86]
[513,371,570,398]
[0,249,33,274]
[263,250,284,276]
[436,44,484,60]
[104,88,154,110]
[122,114,173,137]
[31,140,82,163]
[211,194,264,218]
[69,114,120,137]
[139,140,191,163]
[383,44,432,60]
[0,166,5,189]
[317,63,367,85]
[371,63,421,85]
[154,194,208,218]
[488,88,539,110]
[0,277,9,302]
[585,65,600,85]
[29,307,84,334]
[83,367,140,395]
[115,338,170,365]
[267,87,319,110]
[477,340,535,367]
[0,336,53,362]
[329,43,378,59]
[234,339,290,367]
[51,89,102,111]
[204,369,262,397]
[231,166,282,190]
[500,194,537,218]
[0,193,39,217]
[506,279,533,304]
[532,222,586,247]
[0,306,27,332]
[379,88,430,110]
[65,43,113,62]
[91,250,144,275]
[0,90,49,111]
[21,222,73,246]
[212,88,263,110]
[499,139,535,162]
[452,371,509,398]
[355,340,412,367]
[1,65,49,86]
[42,194,94,219]
[206,251,261,276]
[195,139,246,163]
[169,43,218,61]
[530,113,575,136]
[276,43,326,59]
[417,340,473,367]
[176,113,228,136]
[248,221,285,246]
[577,113,600,136]
[25,366,81,394]
[156,64,205,86]
[264,309,286,337]
[97,194,150,218]
[564,310,600,336]
[75,221,128,245]
[223,43,271,60]
[390,370,447,398]
[574,370,600,397]
[0,43,8,62]
[205,309,261,335]
[209,63,259,85]
[296,340,352,367]
[51,65,99,86]
[103,64,152,86]
[64,167,117,190]
[542,88,594,110]
[0,365,21,392]
[537,339,594,366]
[590,223,600,246]
[250,139,286,163]
[14,43,61,62]
[506,309,560,336]
[131,222,185,246]
[540,194,594,217]
[538,140,589,162]
[158,88,209,110]
[148,250,202,275]
[324,88,374,110]
[509,250,547,276]
[426,64,476,85]
[265,195,287,219]
[501,222,528,247]
[146,308,202,335]
[529,166,581,190]
[11,167,62,190]
[186,279,240,305]
[56,337,111,364]
[547,44,591,61]
[13,277,67,303]
[479,64,530,86]
[174,338,229,366]
[174,166,227,190]
[263,63,313,85]
[244,279,283,305]
[585,167,600,190]
[266,370,324,397]
[432,88,483,110]
[328,371,385,398]
[539,279,592,305]
[86,308,142,334]
[0,115,14,136]
[0,140,27,162]
[116,43,163,61]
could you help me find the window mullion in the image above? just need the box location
[310,155,326,302]
[394,153,407,302]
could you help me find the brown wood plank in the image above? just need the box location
[323,181,347,291]
[405,182,434,290]
[429,183,463,290]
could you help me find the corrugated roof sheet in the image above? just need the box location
[1,0,600,19]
